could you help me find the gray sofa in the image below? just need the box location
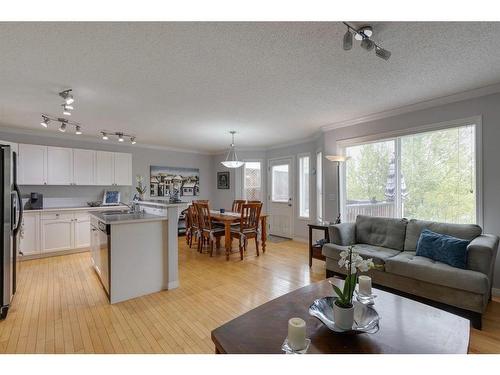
[322,215,499,329]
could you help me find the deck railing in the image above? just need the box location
[345,201,396,223]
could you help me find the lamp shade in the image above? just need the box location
[221,145,244,168]
[325,155,348,162]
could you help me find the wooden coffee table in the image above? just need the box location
[211,278,470,354]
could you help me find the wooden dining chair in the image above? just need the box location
[193,199,209,204]
[247,200,262,204]
[230,202,262,260]
[194,202,225,256]
[231,199,247,213]
[185,205,200,249]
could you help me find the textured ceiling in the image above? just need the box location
[1,22,500,152]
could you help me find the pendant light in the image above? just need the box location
[221,131,244,168]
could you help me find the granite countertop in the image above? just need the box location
[136,199,188,207]
[88,210,168,225]
[24,205,129,213]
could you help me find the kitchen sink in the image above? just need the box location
[101,210,135,215]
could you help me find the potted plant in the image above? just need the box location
[330,245,374,330]
[135,175,147,200]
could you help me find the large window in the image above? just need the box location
[342,123,477,224]
[243,161,262,201]
[298,154,310,218]
[316,151,323,221]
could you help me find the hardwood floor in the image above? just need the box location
[0,238,499,353]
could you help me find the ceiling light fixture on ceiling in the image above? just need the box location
[62,105,72,116]
[40,115,49,128]
[58,121,67,133]
[221,130,244,169]
[342,22,391,61]
[59,89,74,105]
[100,130,136,144]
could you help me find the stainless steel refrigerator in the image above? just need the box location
[0,144,23,319]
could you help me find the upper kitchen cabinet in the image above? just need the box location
[47,146,74,185]
[73,149,96,185]
[18,144,47,185]
[114,152,132,186]
[95,151,115,185]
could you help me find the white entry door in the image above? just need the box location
[268,157,294,238]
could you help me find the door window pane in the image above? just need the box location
[299,155,310,218]
[344,140,396,222]
[271,164,289,202]
[243,162,262,200]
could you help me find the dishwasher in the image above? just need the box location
[90,216,110,298]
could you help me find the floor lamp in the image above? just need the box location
[325,155,348,223]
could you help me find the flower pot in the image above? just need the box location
[333,301,354,330]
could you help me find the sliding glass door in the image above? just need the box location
[341,124,477,224]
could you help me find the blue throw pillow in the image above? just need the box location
[415,229,470,269]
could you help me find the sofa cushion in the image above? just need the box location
[404,219,481,251]
[416,229,470,269]
[355,215,408,251]
[385,252,489,294]
[322,243,401,268]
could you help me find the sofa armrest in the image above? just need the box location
[467,234,499,282]
[328,223,356,246]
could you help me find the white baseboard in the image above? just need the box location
[492,288,500,297]
[292,236,308,243]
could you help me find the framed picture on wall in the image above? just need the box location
[217,171,230,189]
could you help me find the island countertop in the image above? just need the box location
[88,210,167,225]
[135,199,188,208]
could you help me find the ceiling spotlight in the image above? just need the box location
[75,125,82,135]
[62,105,72,116]
[58,122,67,133]
[343,29,352,51]
[130,137,136,145]
[354,26,373,40]
[375,46,391,60]
[102,132,109,140]
[64,104,73,110]
[360,38,375,51]
[118,133,124,142]
[40,116,49,128]
[59,89,74,105]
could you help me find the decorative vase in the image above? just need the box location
[333,301,354,330]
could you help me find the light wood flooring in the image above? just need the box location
[0,238,499,353]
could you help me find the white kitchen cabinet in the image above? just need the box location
[18,144,47,185]
[114,152,132,186]
[19,212,40,256]
[74,212,91,248]
[41,213,74,253]
[95,151,115,186]
[73,149,96,185]
[47,146,73,185]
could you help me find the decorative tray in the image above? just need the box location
[309,296,380,334]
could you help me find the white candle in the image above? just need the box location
[358,275,372,296]
[287,317,307,350]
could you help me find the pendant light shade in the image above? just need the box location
[343,28,353,51]
[221,131,244,168]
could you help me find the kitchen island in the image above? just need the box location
[89,206,181,304]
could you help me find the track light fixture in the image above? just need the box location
[39,114,83,135]
[40,115,49,128]
[100,131,136,144]
[342,22,391,61]
[59,89,74,105]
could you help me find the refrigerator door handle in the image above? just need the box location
[12,185,22,236]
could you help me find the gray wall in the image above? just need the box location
[322,92,500,288]
[0,128,214,203]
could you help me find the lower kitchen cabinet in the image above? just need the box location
[74,214,91,249]
[19,212,40,256]
[41,215,74,253]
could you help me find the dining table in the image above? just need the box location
[209,210,268,260]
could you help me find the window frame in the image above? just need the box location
[337,116,482,226]
[297,152,311,220]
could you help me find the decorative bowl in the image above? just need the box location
[309,296,380,334]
